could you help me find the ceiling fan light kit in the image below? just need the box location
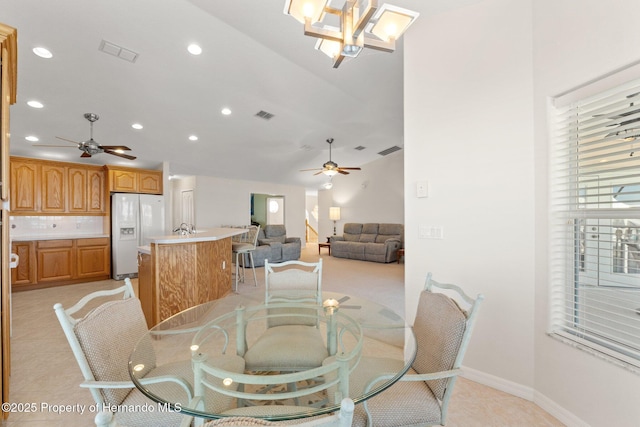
[284,0,419,68]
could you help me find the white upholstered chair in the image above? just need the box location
[54,278,194,427]
[241,259,328,373]
[232,225,261,292]
[200,398,354,426]
[349,273,484,427]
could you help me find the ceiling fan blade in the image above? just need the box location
[104,149,137,160]
[337,167,361,170]
[313,170,325,176]
[55,136,81,145]
[33,144,78,148]
[338,170,350,175]
[300,168,323,172]
[100,145,132,151]
[80,152,92,158]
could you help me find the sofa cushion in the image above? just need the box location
[379,223,403,236]
[343,223,363,235]
[375,234,401,243]
[362,223,379,234]
[359,234,377,243]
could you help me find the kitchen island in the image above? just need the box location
[137,227,246,327]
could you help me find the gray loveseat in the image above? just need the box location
[330,223,403,263]
[251,224,301,267]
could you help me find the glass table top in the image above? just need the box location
[129,290,416,421]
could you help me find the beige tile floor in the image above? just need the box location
[3,246,565,426]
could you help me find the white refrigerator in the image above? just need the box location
[111,193,165,280]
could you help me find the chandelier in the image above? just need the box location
[284,0,419,68]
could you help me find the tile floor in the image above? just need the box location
[3,246,565,426]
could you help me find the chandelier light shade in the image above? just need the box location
[284,0,419,68]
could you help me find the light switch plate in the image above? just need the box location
[416,181,429,198]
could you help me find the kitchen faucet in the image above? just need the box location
[173,223,195,235]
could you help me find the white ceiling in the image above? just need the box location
[2,0,480,190]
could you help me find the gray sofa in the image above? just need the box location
[251,224,301,267]
[330,223,403,263]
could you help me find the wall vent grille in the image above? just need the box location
[354,146,366,151]
[98,40,138,63]
[255,110,275,120]
[378,146,402,156]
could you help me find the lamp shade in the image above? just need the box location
[368,4,419,41]
[329,207,341,221]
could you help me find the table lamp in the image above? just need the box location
[329,207,341,235]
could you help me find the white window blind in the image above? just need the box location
[551,77,640,369]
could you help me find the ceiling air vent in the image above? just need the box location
[378,146,402,156]
[255,110,275,120]
[354,146,366,151]
[99,40,138,63]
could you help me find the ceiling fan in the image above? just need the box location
[300,138,361,176]
[36,113,136,160]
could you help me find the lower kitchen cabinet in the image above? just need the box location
[11,237,110,291]
[10,241,36,288]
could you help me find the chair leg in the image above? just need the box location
[249,252,257,286]
[234,252,240,292]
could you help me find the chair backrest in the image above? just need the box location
[264,259,323,327]
[246,225,261,248]
[413,273,484,404]
[201,398,354,426]
[53,278,155,406]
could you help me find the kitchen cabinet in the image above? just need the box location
[36,240,73,282]
[87,168,105,213]
[76,237,110,279]
[10,241,35,288]
[9,159,38,212]
[107,166,162,194]
[69,166,105,213]
[10,157,107,215]
[40,164,66,213]
[11,237,110,290]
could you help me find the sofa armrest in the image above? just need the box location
[383,238,402,249]
[330,236,345,242]
[258,238,281,246]
[285,237,301,244]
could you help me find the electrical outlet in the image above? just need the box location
[419,225,444,239]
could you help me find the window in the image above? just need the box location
[551,76,640,369]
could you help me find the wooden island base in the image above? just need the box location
[137,228,245,327]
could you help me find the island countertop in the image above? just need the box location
[145,227,247,245]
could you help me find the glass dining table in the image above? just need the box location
[128,290,416,422]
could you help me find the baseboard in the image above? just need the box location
[461,366,589,427]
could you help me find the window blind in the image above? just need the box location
[551,77,640,368]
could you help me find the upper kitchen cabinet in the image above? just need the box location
[9,157,107,215]
[106,165,162,194]
[69,166,105,213]
[10,159,38,212]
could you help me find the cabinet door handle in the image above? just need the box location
[137,253,142,266]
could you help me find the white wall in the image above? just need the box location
[318,151,404,238]
[405,0,640,426]
[189,175,306,247]
[532,1,640,426]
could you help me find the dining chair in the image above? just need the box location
[200,398,355,426]
[241,259,328,373]
[54,278,194,427]
[349,272,484,427]
[233,225,261,292]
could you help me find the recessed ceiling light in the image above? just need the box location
[187,44,202,55]
[25,136,39,142]
[131,123,143,130]
[221,107,232,115]
[27,100,44,109]
[189,135,198,141]
[32,47,53,59]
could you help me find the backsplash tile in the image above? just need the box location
[10,216,106,239]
